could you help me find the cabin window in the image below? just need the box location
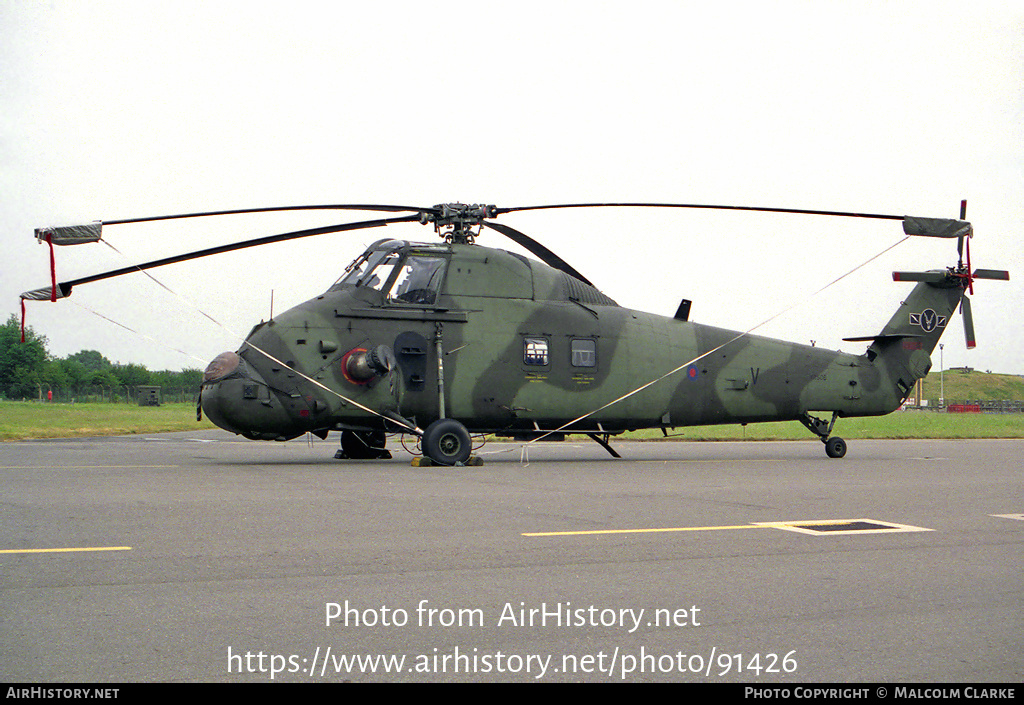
[524,338,549,366]
[571,339,597,368]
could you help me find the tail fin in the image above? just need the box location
[876,275,964,355]
[844,275,964,401]
[878,278,963,395]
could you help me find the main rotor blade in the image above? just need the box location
[493,202,907,222]
[100,204,427,227]
[26,214,421,298]
[902,216,972,239]
[481,220,594,287]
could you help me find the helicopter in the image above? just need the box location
[21,202,1008,465]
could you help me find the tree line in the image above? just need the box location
[1,315,203,403]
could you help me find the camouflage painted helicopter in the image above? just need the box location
[22,202,1008,465]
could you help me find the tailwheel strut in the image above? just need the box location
[800,411,847,459]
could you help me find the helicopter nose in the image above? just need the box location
[200,351,301,440]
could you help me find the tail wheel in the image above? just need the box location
[825,436,847,459]
[422,419,472,466]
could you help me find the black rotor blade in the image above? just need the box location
[33,214,422,298]
[101,204,428,227]
[493,202,906,222]
[481,220,594,287]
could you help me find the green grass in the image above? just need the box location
[0,402,215,441]
[2,400,1022,442]
[617,370,1024,441]
[624,412,1024,441]
[918,370,1024,405]
[2,368,1022,442]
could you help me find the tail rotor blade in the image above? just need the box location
[957,200,967,267]
[892,271,947,283]
[961,295,976,350]
[972,269,1010,281]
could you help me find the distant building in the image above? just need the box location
[137,386,161,406]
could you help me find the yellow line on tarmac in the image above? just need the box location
[523,524,767,537]
[0,465,178,470]
[0,547,132,555]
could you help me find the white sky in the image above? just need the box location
[2,1,1022,374]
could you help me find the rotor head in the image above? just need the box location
[420,203,498,244]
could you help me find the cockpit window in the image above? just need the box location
[330,243,446,305]
[338,255,371,287]
[389,256,446,305]
[337,249,399,291]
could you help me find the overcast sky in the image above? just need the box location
[2,1,1022,375]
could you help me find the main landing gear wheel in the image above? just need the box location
[824,436,847,459]
[422,418,472,466]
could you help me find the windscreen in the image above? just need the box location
[329,242,446,305]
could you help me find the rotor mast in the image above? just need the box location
[421,203,498,244]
